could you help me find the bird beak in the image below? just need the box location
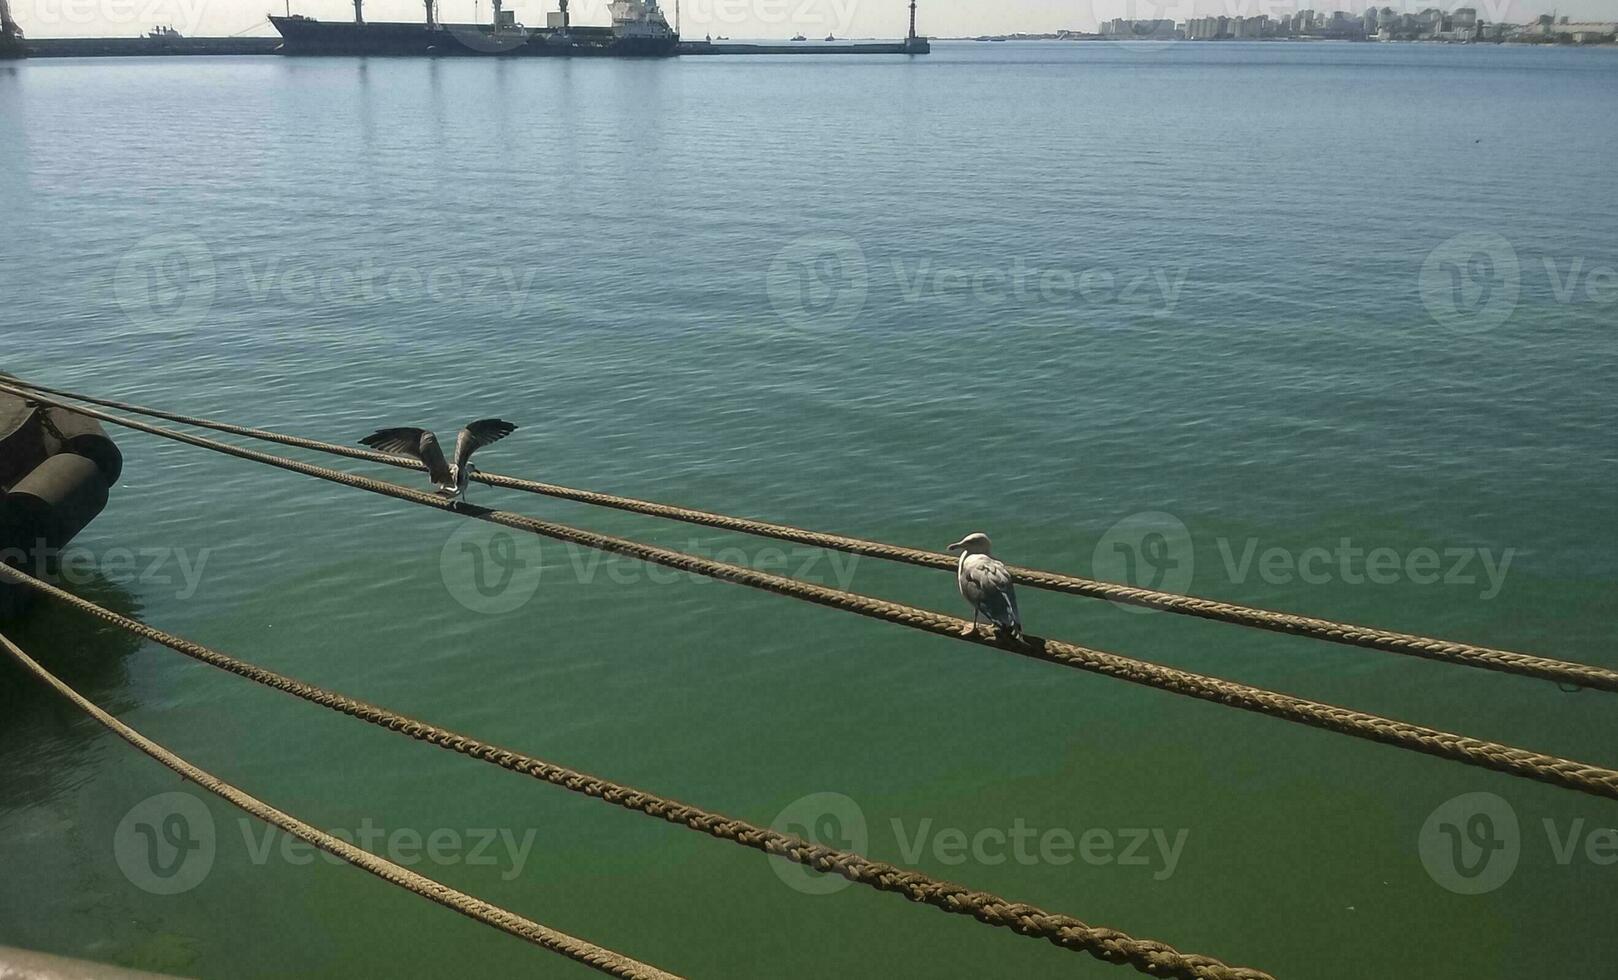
[946,538,967,553]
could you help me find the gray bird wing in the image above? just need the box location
[453,419,518,472]
[361,427,452,486]
[962,555,1021,631]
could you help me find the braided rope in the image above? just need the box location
[0,630,682,980]
[0,567,1271,980]
[3,382,1615,804]
[9,379,1612,694]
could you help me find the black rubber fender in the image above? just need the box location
[4,453,111,555]
[0,409,47,491]
[36,406,123,486]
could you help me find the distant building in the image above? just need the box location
[1229,15,1258,37]
[1173,2,1562,44]
[1542,20,1618,41]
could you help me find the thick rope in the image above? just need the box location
[0,630,682,980]
[0,567,1272,980]
[10,379,1613,695]
[3,383,1616,804]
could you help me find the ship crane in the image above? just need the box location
[1,0,23,43]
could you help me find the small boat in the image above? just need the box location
[790,33,806,41]
[824,34,835,41]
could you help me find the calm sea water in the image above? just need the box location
[2,40,1616,979]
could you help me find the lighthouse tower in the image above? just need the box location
[903,0,929,52]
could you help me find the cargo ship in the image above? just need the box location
[270,0,678,56]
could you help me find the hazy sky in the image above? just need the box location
[11,0,1617,41]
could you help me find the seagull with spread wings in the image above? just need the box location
[359,419,518,502]
[946,531,1023,641]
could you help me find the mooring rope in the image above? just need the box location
[0,630,683,980]
[9,379,1612,695]
[0,567,1272,980]
[3,383,1615,803]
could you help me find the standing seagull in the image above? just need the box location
[359,419,518,501]
[946,532,1022,641]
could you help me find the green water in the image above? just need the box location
[1,41,1616,979]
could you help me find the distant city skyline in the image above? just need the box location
[9,0,1615,41]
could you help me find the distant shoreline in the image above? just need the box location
[939,35,1616,47]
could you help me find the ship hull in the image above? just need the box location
[0,28,25,59]
[269,16,677,56]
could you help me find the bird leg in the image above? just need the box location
[961,610,980,637]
